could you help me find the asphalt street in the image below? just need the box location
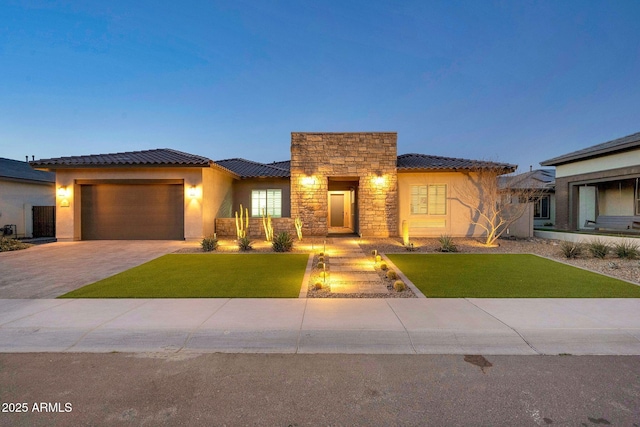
[1,353,639,426]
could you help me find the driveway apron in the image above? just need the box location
[0,241,189,298]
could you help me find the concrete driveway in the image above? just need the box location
[0,241,192,298]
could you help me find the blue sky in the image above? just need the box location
[1,0,639,172]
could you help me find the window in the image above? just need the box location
[534,195,550,219]
[411,185,446,215]
[251,189,282,217]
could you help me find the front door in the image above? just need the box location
[330,193,345,227]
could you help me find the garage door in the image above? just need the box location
[81,183,184,240]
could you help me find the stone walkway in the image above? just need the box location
[325,238,389,294]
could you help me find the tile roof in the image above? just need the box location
[267,160,290,171]
[215,158,290,178]
[397,153,516,172]
[500,169,555,190]
[29,149,212,168]
[0,157,55,183]
[540,131,640,166]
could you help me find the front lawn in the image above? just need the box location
[386,254,640,298]
[59,254,309,298]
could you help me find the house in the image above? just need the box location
[0,157,56,239]
[540,131,640,232]
[30,132,518,241]
[499,169,556,236]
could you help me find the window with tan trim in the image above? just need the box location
[251,189,282,217]
[411,184,446,215]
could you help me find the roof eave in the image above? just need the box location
[540,141,640,166]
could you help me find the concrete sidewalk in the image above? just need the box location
[1,298,639,355]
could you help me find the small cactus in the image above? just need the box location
[386,270,397,280]
[294,217,303,240]
[262,209,274,242]
[314,281,323,290]
[317,262,325,269]
[234,204,249,239]
[380,262,388,271]
[375,255,382,263]
[318,255,325,262]
[393,280,405,292]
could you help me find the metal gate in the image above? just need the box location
[32,206,55,238]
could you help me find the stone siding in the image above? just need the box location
[215,217,295,238]
[290,132,398,237]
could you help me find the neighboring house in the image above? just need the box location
[500,169,556,236]
[540,131,640,232]
[31,132,517,241]
[0,157,56,239]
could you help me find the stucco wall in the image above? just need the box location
[397,172,484,237]
[228,178,291,218]
[54,167,227,241]
[290,132,398,237]
[202,167,234,237]
[397,172,534,238]
[0,179,54,238]
[555,149,640,178]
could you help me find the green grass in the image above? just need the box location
[386,254,640,298]
[59,254,309,298]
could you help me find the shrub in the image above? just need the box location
[317,262,325,269]
[587,239,610,259]
[238,236,253,251]
[393,280,405,292]
[0,237,31,252]
[386,270,397,280]
[201,235,218,252]
[379,262,388,271]
[272,231,294,252]
[438,234,458,252]
[560,241,582,259]
[613,240,639,259]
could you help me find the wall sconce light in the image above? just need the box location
[57,186,67,197]
[301,176,316,186]
[188,186,197,198]
[373,175,385,186]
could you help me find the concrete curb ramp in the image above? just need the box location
[1,298,639,355]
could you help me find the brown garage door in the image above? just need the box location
[81,183,184,240]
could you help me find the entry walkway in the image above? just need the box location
[325,238,388,294]
[1,298,639,355]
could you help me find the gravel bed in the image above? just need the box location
[173,238,324,254]
[358,237,640,285]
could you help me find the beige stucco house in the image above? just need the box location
[31,132,519,241]
[0,157,55,239]
[540,131,640,232]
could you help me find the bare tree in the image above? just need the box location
[455,164,544,246]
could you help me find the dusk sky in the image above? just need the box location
[1,0,639,172]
